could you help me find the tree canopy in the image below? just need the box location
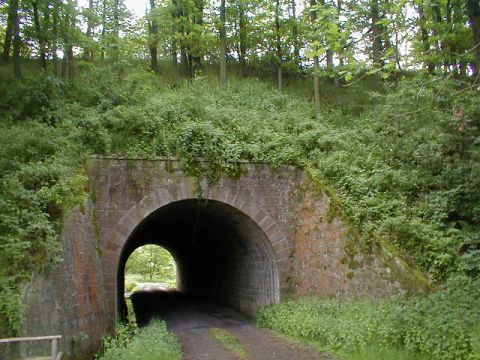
[1,0,479,92]
[126,245,176,285]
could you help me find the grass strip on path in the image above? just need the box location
[209,327,249,359]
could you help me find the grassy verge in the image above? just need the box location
[209,328,249,359]
[257,279,480,360]
[345,345,427,360]
[96,320,182,360]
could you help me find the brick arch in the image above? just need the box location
[103,183,291,323]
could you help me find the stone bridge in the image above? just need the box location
[23,158,412,359]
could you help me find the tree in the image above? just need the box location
[148,0,159,72]
[309,0,321,114]
[2,0,19,63]
[82,0,96,62]
[290,0,300,66]
[12,0,20,78]
[370,0,383,67]
[466,0,480,76]
[52,0,60,75]
[126,245,176,284]
[31,0,48,70]
[275,0,282,91]
[219,0,227,86]
[416,0,435,74]
[61,0,76,79]
[234,0,247,74]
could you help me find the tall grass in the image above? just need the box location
[96,320,182,360]
[257,277,480,360]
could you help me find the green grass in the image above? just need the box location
[343,345,427,360]
[209,327,249,359]
[96,320,182,360]
[257,282,480,360]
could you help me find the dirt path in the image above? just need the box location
[131,291,333,360]
[165,304,332,360]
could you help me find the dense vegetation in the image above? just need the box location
[258,276,480,359]
[1,67,478,337]
[96,320,182,360]
[125,244,177,291]
[0,0,479,356]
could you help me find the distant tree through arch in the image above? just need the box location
[125,245,177,291]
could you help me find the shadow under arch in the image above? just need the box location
[117,198,280,322]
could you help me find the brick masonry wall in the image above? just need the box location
[22,158,412,359]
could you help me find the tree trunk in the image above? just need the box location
[444,0,453,72]
[83,0,94,61]
[370,0,383,67]
[181,46,190,77]
[466,0,480,77]
[52,1,59,75]
[12,0,21,78]
[291,0,300,66]
[219,0,227,86]
[318,0,333,71]
[172,46,178,77]
[177,2,192,77]
[432,0,446,73]
[2,0,18,62]
[191,0,204,75]
[63,2,75,79]
[337,0,345,67]
[275,0,282,91]
[149,0,159,72]
[313,57,321,114]
[370,0,384,89]
[310,0,321,114]
[32,0,47,70]
[171,0,178,79]
[417,3,435,74]
[101,0,106,60]
[113,0,120,62]
[113,0,120,38]
[43,3,51,67]
[238,3,247,75]
[67,44,74,79]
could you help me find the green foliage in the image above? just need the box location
[209,328,249,359]
[96,320,182,360]
[0,122,88,335]
[124,279,139,293]
[125,245,176,286]
[257,277,480,360]
[0,66,479,337]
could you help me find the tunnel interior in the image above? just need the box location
[117,199,280,322]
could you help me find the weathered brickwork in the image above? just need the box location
[23,158,411,359]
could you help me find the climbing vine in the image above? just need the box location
[0,68,479,335]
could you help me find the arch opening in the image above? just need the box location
[117,199,280,324]
[125,244,177,290]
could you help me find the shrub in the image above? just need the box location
[125,280,138,293]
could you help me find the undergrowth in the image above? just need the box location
[209,328,249,359]
[95,320,182,360]
[0,65,479,335]
[257,276,480,360]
